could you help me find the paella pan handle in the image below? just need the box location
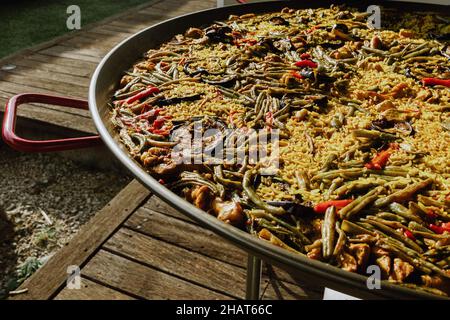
[2,93,103,152]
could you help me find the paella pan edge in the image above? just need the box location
[89,0,450,299]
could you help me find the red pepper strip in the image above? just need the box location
[158,178,165,185]
[441,222,450,232]
[151,129,170,136]
[135,108,162,120]
[126,87,160,104]
[152,116,170,130]
[294,59,318,68]
[265,111,273,128]
[403,229,416,241]
[426,209,439,219]
[365,149,392,170]
[422,78,450,88]
[291,71,304,80]
[300,53,311,59]
[365,143,399,170]
[429,224,445,234]
[314,199,353,214]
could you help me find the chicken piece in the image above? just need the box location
[259,228,300,254]
[331,46,353,59]
[185,27,204,39]
[370,35,383,49]
[421,274,450,294]
[375,100,395,112]
[120,75,134,87]
[387,83,414,99]
[350,234,378,244]
[372,246,390,257]
[134,61,155,71]
[211,198,243,226]
[338,251,358,272]
[349,243,371,269]
[399,29,414,38]
[140,147,169,167]
[389,258,414,282]
[189,185,213,211]
[307,247,322,260]
[376,255,391,278]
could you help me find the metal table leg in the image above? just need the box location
[245,254,262,300]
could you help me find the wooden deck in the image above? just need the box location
[0,0,217,134]
[11,180,323,300]
[2,0,324,300]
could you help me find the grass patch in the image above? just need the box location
[0,0,154,58]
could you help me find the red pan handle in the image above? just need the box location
[2,93,103,152]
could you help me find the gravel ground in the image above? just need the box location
[0,147,131,298]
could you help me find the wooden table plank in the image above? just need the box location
[54,277,135,300]
[9,180,151,300]
[83,250,230,300]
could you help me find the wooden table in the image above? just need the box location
[2,0,324,300]
[11,180,323,300]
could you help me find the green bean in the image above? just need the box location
[376,239,432,274]
[437,257,450,268]
[341,220,375,235]
[352,129,398,141]
[250,209,310,245]
[119,128,137,151]
[339,186,385,220]
[319,153,338,172]
[402,48,430,59]
[389,202,423,224]
[363,217,423,253]
[295,170,310,191]
[408,221,431,233]
[115,86,145,100]
[417,195,446,208]
[376,212,407,224]
[332,221,346,258]
[254,91,265,114]
[361,46,387,56]
[213,165,242,189]
[374,178,434,208]
[243,169,285,215]
[334,180,381,197]
[411,230,450,240]
[146,138,179,148]
[322,206,337,259]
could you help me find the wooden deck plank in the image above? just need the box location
[1,65,89,88]
[108,226,317,300]
[38,45,102,63]
[126,207,247,268]
[0,72,87,98]
[8,56,93,78]
[104,227,247,299]
[83,250,230,300]
[9,180,150,300]
[25,53,98,71]
[125,205,323,296]
[54,277,135,300]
